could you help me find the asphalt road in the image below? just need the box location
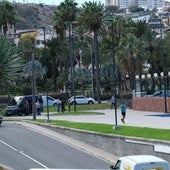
[0,122,111,170]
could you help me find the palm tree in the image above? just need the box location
[100,63,114,91]
[18,38,34,62]
[0,35,24,90]
[45,37,69,91]
[52,0,78,37]
[116,33,146,90]
[143,29,158,76]
[58,0,78,21]
[131,20,149,41]
[21,60,46,94]
[0,1,16,35]
[68,67,91,94]
[52,0,79,94]
[78,1,104,103]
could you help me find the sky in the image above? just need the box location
[12,0,105,6]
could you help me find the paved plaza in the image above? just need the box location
[37,108,170,129]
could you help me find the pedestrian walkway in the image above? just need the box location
[39,109,170,129]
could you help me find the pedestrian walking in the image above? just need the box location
[110,96,115,109]
[120,101,126,124]
[35,100,41,115]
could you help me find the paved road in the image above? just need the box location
[0,122,112,170]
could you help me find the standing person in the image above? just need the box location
[35,100,41,115]
[61,100,65,113]
[110,96,115,109]
[120,101,126,124]
[24,99,29,115]
[68,100,71,112]
[56,100,61,112]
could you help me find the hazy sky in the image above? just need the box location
[14,0,105,6]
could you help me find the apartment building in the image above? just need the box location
[137,0,165,10]
[105,0,165,9]
[105,0,119,6]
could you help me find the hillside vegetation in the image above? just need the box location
[14,3,56,30]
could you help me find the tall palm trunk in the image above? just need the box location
[93,31,101,103]
[52,55,57,91]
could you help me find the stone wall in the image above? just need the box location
[132,97,170,112]
[39,124,170,162]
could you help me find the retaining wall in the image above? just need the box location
[132,97,170,112]
[39,124,170,162]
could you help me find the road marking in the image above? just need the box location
[20,151,48,169]
[0,140,18,151]
[0,140,48,169]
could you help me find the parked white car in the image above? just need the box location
[68,95,96,105]
[111,155,170,170]
[42,96,61,107]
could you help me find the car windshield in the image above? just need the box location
[14,96,24,105]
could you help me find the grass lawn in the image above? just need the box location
[32,119,170,141]
[43,102,111,112]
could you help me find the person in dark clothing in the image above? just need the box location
[68,100,71,112]
[22,99,29,115]
[9,97,17,105]
[61,100,66,112]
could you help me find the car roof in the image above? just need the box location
[120,155,168,164]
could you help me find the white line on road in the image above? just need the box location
[0,140,49,169]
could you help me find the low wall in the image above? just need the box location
[39,124,170,162]
[132,97,170,112]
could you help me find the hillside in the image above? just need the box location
[14,3,57,30]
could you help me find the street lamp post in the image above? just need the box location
[65,21,76,112]
[90,45,94,99]
[19,31,38,120]
[104,17,119,130]
[32,51,36,120]
[160,29,167,113]
[38,26,50,121]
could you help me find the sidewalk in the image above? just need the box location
[38,109,170,129]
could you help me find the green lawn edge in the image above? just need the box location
[31,119,170,141]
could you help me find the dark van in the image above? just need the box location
[5,95,43,116]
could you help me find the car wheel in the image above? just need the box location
[53,103,57,106]
[5,113,10,117]
[88,101,93,104]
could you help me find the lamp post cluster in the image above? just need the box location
[37,26,50,121]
